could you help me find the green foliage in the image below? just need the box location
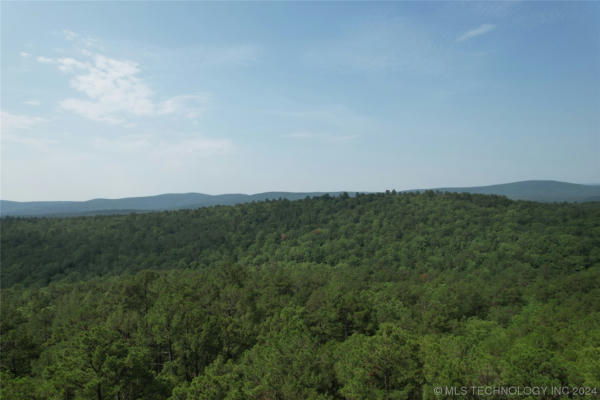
[1,192,599,399]
[334,324,422,399]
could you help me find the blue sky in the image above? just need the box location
[1,1,598,201]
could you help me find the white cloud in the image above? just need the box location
[59,98,123,124]
[63,29,79,41]
[62,29,100,48]
[57,57,88,72]
[157,94,210,119]
[20,52,30,58]
[38,38,209,124]
[1,111,52,148]
[1,110,46,131]
[57,54,155,124]
[36,56,87,71]
[457,24,496,42]
[37,56,54,64]
[24,100,41,106]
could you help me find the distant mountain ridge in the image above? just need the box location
[2,181,599,217]
[433,180,600,203]
[0,192,349,217]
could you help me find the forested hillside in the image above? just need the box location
[1,192,599,399]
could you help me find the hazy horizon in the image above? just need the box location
[2,179,599,203]
[2,2,599,201]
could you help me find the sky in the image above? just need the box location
[1,1,599,201]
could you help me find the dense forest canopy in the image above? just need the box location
[1,192,599,399]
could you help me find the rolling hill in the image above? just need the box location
[432,180,600,202]
[1,180,598,217]
[0,192,348,217]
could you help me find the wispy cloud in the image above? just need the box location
[1,111,52,148]
[2,133,56,148]
[1,110,46,131]
[23,100,41,106]
[37,34,209,125]
[157,94,210,120]
[37,56,54,64]
[20,51,31,58]
[53,54,155,124]
[457,24,496,42]
[62,29,101,49]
